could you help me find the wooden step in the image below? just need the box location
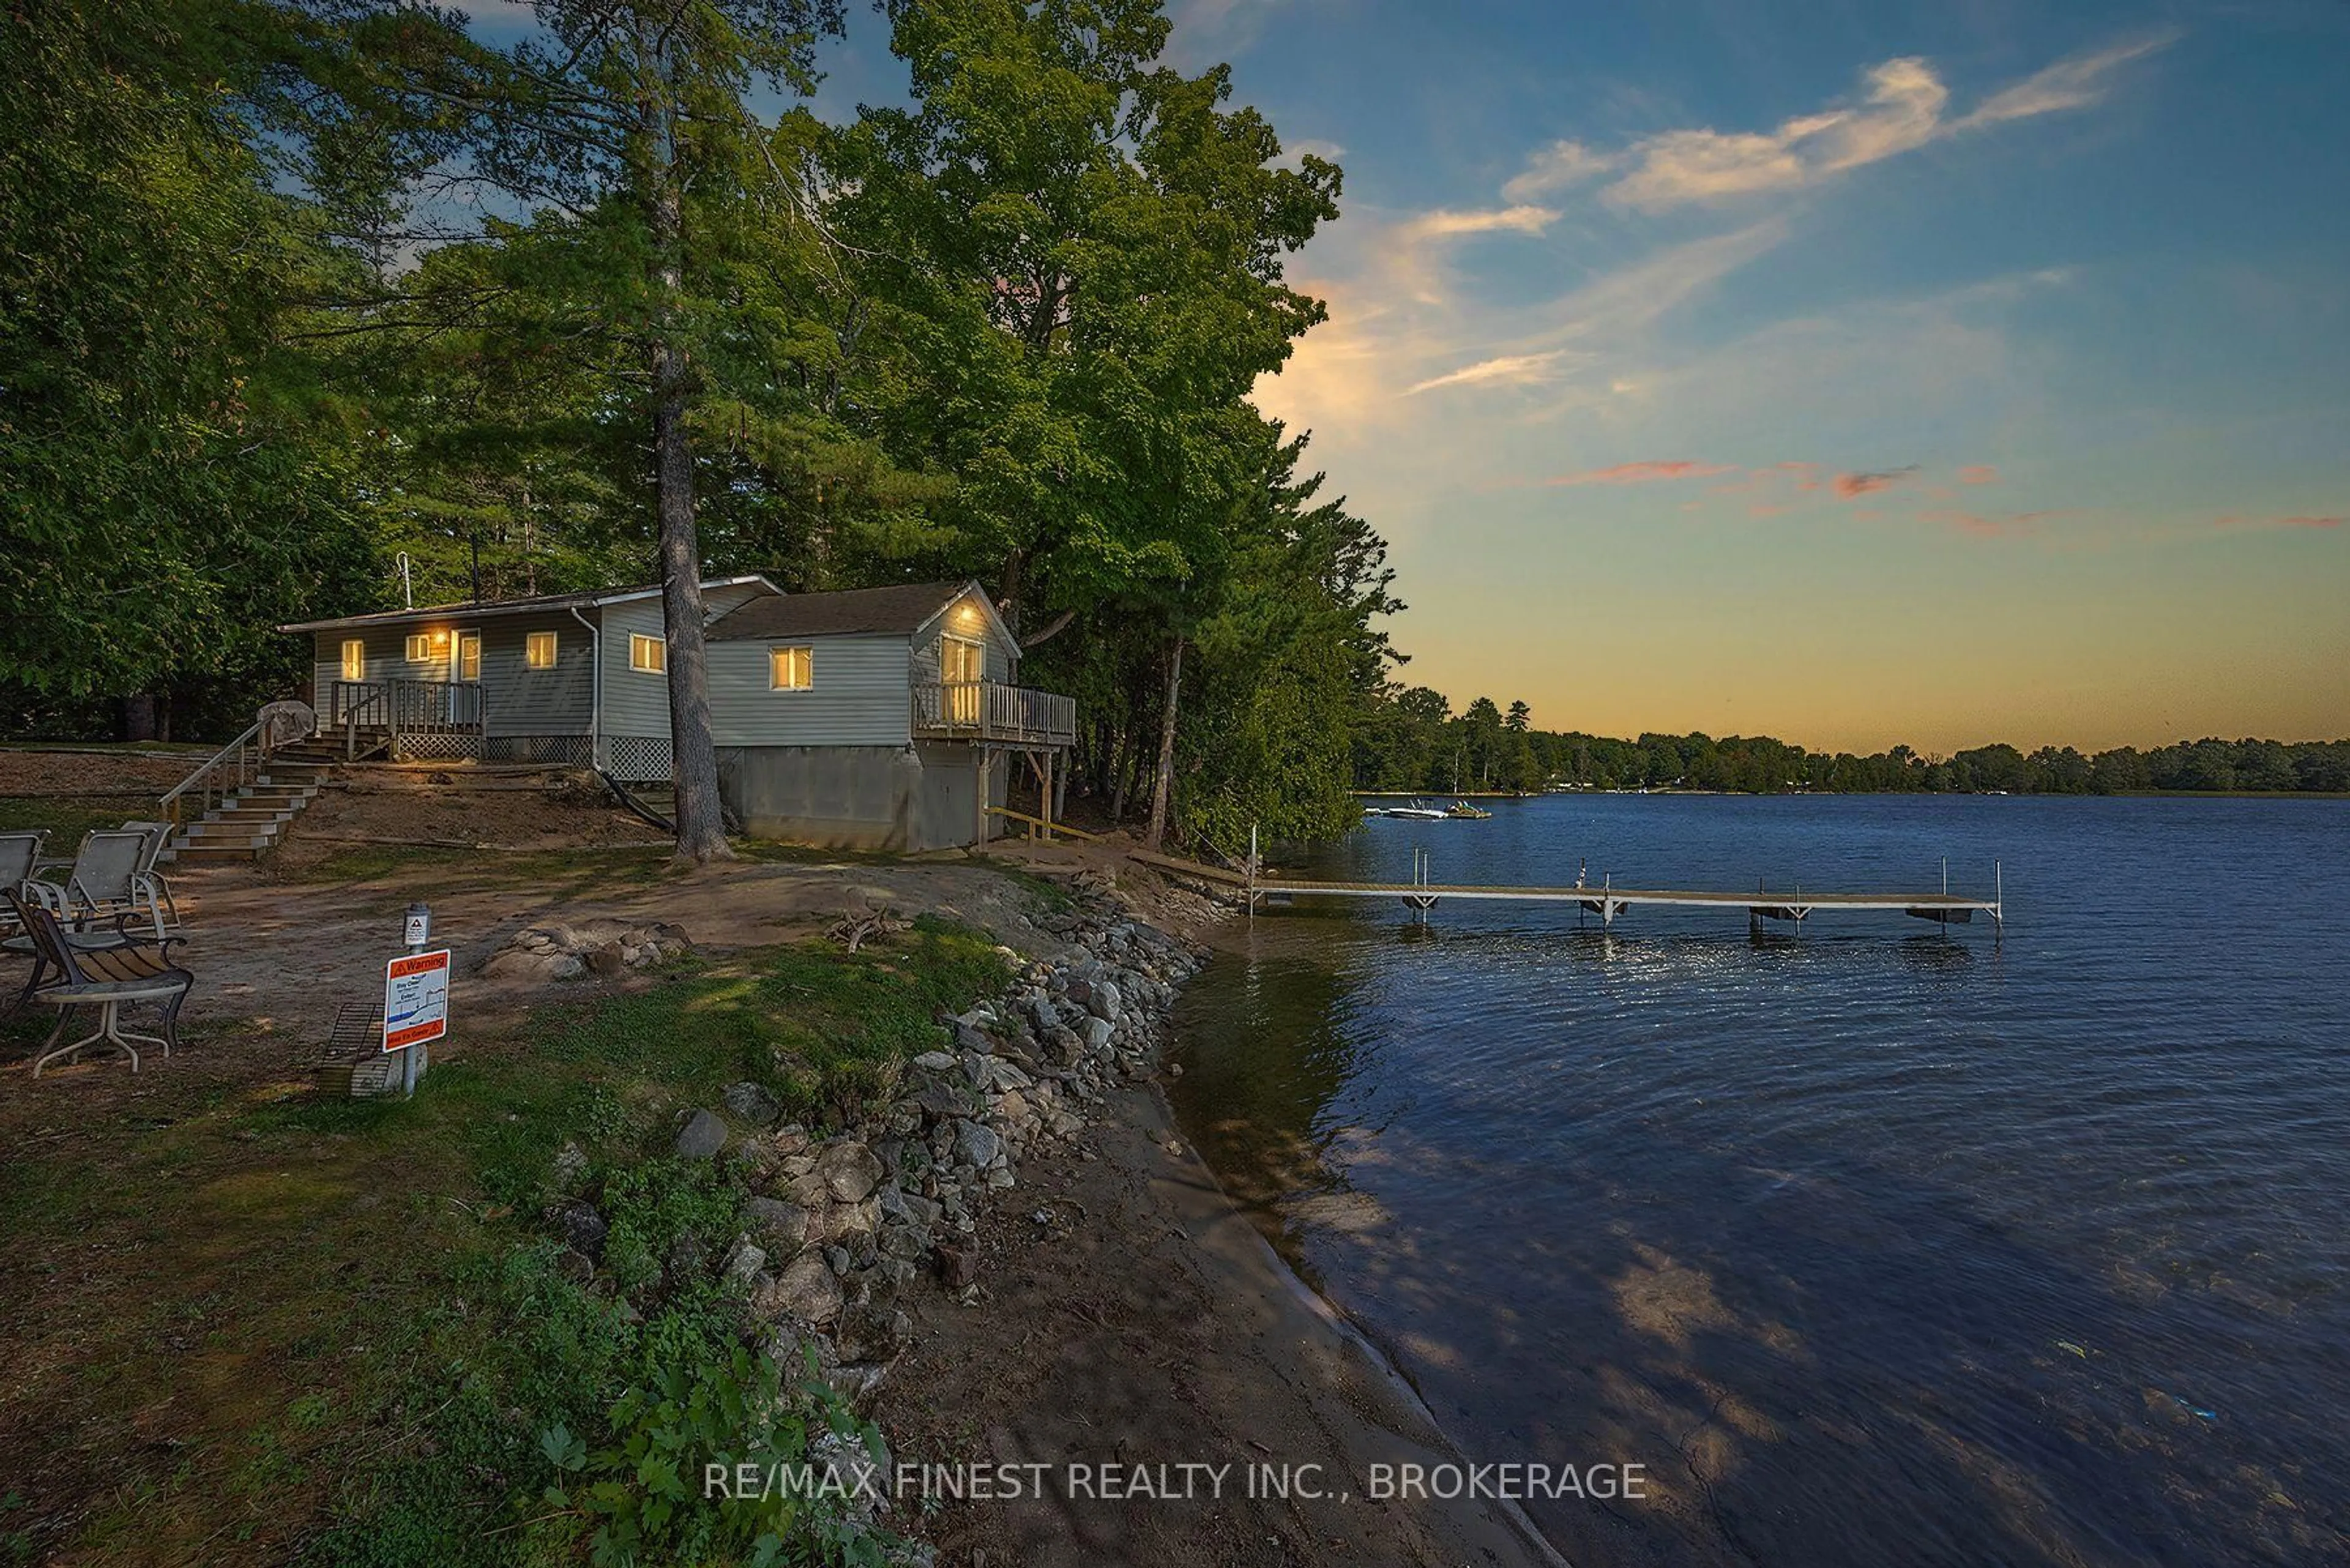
[179,818,288,842]
[202,808,296,826]
[169,841,270,862]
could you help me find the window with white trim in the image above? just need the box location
[629,632,666,674]
[405,633,433,662]
[340,640,365,681]
[769,645,813,691]
[525,630,559,670]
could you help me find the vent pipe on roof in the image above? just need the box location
[396,551,414,609]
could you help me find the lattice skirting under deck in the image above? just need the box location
[392,733,482,762]
[600,735,674,783]
[483,735,595,766]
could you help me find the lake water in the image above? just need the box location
[1167,794,2350,1567]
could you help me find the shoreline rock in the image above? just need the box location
[723,898,1208,1400]
[539,884,1211,1555]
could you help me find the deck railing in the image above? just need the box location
[329,679,484,756]
[912,681,1076,747]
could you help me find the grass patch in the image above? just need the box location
[0,917,1018,1567]
[0,796,149,846]
[542,914,1011,1129]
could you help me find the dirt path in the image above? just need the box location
[155,849,1079,1045]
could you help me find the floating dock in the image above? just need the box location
[1241,845,2002,935]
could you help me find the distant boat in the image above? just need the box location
[1445,800,1492,819]
[1369,799,1450,820]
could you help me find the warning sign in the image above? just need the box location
[383,949,451,1052]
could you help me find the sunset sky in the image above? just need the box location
[1173,0,2350,754]
[501,0,2350,756]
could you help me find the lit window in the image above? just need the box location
[769,646,813,691]
[341,640,365,681]
[629,633,666,674]
[458,633,480,682]
[406,633,433,662]
[525,630,558,670]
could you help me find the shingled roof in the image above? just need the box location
[706,581,980,641]
[279,575,774,633]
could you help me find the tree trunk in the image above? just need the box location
[655,366,728,864]
[122,693,158,743]
[1144,636,1183,851]
[640,23,730,865]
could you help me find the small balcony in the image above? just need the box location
[913,681,1076,747]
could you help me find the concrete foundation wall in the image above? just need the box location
[720,744,923,851]
[720,742,1010,851]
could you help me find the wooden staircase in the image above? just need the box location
[164,737,341,863]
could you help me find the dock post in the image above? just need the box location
[1247,823,1259,922]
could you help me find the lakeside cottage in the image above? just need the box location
[280,578,1074,851]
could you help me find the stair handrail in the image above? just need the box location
[159,719,267,829]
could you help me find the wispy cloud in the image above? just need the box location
[1503,32,2177,212]
[1401,206,1559,240]
[1955,32,2182,129]
[1274,136,1347,171]
[1501,140,1613,203]
[1606,56,1947,209]
[1548,460,1737,485]
[1832,467,1917,499]
[1408,351,1572,394]
[1958,465,2001,485]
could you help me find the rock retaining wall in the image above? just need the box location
[542,894,1206,1416]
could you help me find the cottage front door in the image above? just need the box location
[942,636,984,726]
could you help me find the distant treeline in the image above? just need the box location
[1354,688,2350,796]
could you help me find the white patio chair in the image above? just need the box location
[34,830,171,941]
[117,819,181,930]
[0,831,43,895]
[0,831,45,947]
